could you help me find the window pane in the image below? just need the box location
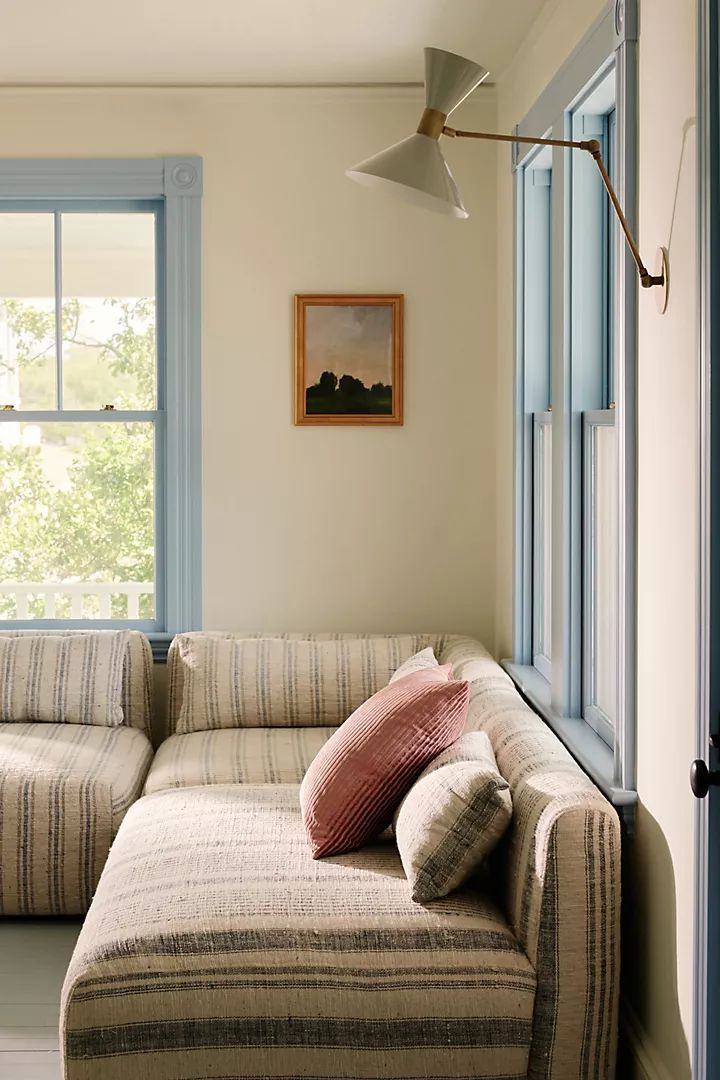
[0,214,57,410]
[61,214,156,410]
[592,423,617,719]
[0,421,155,620]
[533,415,552,670]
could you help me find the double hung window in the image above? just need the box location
[507,4,637,805]
[0,159,202,652]
[0,206,161,626]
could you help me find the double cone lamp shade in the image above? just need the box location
[346,48,489,219]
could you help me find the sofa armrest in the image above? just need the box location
[480,688,621,1079]
[439,640,620,1080]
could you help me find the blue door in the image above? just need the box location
[693,3,720,1077]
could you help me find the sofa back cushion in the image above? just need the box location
[169,633,449,733]
[0,630,153,736]
[0,631,129,727]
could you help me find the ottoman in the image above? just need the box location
[61,783,536,1080]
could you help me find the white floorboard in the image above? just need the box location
[0,1051,61,1079]
[0,919,82,1078]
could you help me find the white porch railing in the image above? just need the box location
[0,582,154,619]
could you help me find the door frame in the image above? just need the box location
[695,0,720,1076]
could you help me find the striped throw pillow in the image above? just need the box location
[174,635,439,732]
[389,646,439,682]
[0,632,129,727]
[300,666,469,858]
[394,731,512,902]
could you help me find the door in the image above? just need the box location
[692,2,720,1077]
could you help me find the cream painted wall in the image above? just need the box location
[495,1,698,1077]
[0,86,497,640]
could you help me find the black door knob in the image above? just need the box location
[690,759,720,798]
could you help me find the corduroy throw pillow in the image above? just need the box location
[300,666,469,858]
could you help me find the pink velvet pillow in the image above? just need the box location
[300,666,469,858]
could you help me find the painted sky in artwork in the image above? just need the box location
[304,304,393,389]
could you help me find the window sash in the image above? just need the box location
[582,409,617,747]
[533,411,553,680]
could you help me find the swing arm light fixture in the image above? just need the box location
[346,48,668,310]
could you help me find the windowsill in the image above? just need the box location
[502,660,637,808]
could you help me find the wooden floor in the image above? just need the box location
[0,919,82,1080]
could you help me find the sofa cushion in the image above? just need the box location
[61,784,536,1080]
[0,722,153,914]
[301,667,469,858]
[145,727,337,794]
[0,630,153,737]
[169,632,449,734]
[394,731,512,902]
[0,631,129,727]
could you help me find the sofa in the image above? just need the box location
[60,633,621,1080]
[0,629,154,915]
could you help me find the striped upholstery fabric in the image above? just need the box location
[0,630,153,737]
[0,631,129,726]
[145,727,336,794]
[439,637,621,1080]
[62,784,537,1080]
[0,722,153,915]
[394,730,513,902]
[388,645,440,681]
[167,632,448,736]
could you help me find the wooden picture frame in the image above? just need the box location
[294,294,404,425]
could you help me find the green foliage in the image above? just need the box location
[0,299,55,373]
[0,298,156,619]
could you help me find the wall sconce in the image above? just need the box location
[347,47,669,314]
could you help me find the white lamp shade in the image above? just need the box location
[424,47,488,116]
[346,132,467,218]
[345,47,488,219]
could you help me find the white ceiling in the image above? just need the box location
[0,0,545,86]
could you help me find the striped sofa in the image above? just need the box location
[61,633,621,1080]
[0,630,154,915]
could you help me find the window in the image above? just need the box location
[0,160,202,654]
[0,208,159,624]
[506,4,637,805]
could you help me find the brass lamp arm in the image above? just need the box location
[442,124,664,291]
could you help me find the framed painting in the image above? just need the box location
[294,294,403,425]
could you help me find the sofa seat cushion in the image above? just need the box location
[62,784,536,1080]
[0,722,153,915]
[145,727,337,794]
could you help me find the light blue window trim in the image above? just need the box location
[0,159,203,661]
[507,0,637,807]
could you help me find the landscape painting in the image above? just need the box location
[295,295,403,425]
